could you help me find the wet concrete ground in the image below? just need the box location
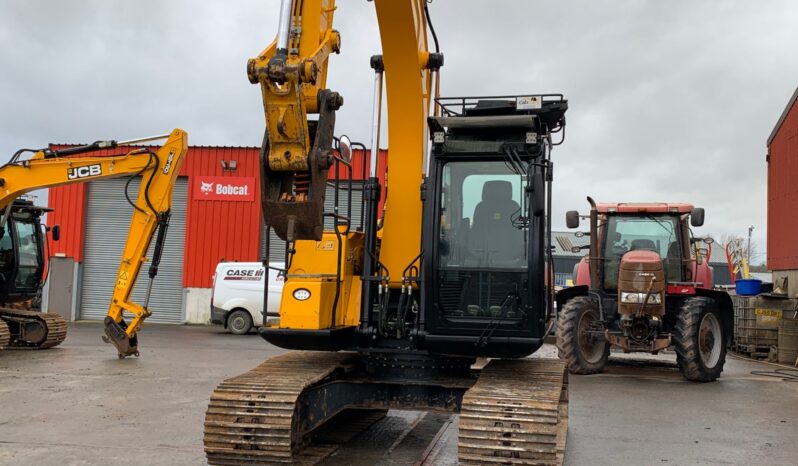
[1,323,796,465]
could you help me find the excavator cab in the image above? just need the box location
[423,95,567,358]
[0,200,49,306]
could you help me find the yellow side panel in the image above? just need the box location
[280,280,336,329]
[278,231,364,330]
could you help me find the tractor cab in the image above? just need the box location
[422,95,567,358]
[568,202,712,291]
[0,200,53,305]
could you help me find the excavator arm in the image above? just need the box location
[0,129,188,357]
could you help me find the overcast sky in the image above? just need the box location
[2,0,797,265]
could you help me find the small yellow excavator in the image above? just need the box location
[0,129,188,357]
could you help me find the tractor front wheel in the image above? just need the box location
[674,297,726,382]
[557,296,609,374]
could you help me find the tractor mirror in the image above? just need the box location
[698,247,709,259]
[703,236,714,245]
[691,208,705,227]
[566,210,579,229]
[51,225,61,242]
[338,135,352,163]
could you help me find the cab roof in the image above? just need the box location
[596,202,694,214]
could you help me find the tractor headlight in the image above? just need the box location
[620,292,662,304]
[620,292,640,303]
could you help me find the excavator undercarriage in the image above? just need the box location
[0,307,67,349]
[205,352,567,465]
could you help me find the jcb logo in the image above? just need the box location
[67,164,102,180]
[162,149,176,174]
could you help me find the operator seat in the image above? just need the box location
[468,180,522,265]
[630,239,657,252]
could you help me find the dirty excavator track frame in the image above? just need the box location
[205,352,568,465]
[204,1,569,464]
[0,129,188,355]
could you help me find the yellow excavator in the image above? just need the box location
[0,129,188,357]
[203,1,570,464]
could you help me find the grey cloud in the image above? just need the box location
[3,0,795,264]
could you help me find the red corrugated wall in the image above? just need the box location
[48,145,390,288]
[768,96,798,270]
[183,147,262,287]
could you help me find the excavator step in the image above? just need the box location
[0,307,68,349]
[458,358,568,466]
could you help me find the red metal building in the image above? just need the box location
[767,86,798,273]
[47,144,387,323]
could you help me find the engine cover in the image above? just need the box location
[618,250,665,316]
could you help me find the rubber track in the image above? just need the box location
[0,307,67,349]
[0,319,9,348]
[204,351,361,465]
[458,358,568,465]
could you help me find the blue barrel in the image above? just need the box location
[735,279,762,296]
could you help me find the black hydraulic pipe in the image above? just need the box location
[325,212,344,329]
[546,158,554,322]
[262,224,271,324]
[360,177,381,330]
[43,140,118,158]
[148,212,170,280]
[588,196,600,290]
[144,212,170,309]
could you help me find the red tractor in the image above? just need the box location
[556,197,732,382]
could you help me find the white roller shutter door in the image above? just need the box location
[79,177,188,323]
[261,182,364,262]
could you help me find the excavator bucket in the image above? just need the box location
[103,316,139,358]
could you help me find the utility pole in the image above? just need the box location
[747,225,754,265]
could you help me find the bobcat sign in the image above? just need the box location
[194,176,256,202]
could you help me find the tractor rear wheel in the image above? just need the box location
[557,296,609,374]
[674,297,726,382]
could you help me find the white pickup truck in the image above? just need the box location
[210,262,285,334]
